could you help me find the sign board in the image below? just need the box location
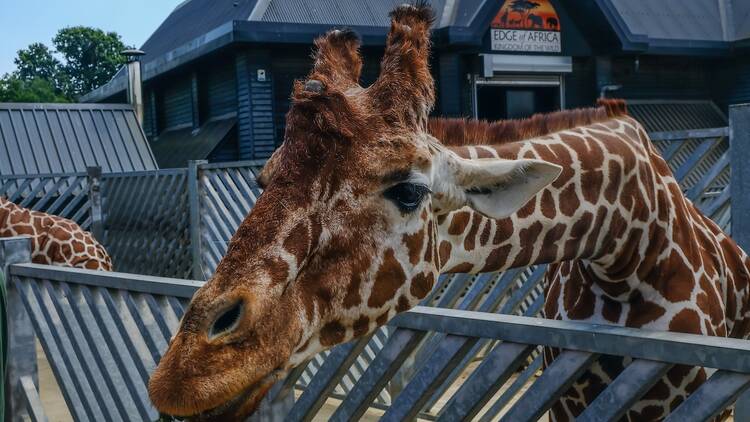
[490,0,561,53]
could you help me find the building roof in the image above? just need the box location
[149,117,236,168]
[596,0,747,53]
[0,103,157,176]
[732,0,750,40]
[82,0,750,102]
[141,0,259,65]
[627,100,728,133]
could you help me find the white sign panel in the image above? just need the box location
[491,28,561,53]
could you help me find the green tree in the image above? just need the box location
[0,75,69,103]
[53,26,129,98]
[14,43,63,85]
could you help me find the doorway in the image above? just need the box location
[475,76,563,121]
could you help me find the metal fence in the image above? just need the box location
[99,169,192,279]
[2,241,749,422]
[0,173,92,231]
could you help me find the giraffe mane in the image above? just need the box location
[428,99,629,146]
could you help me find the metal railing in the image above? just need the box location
[2,247,749,421]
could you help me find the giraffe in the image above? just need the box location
[148,4,749,421]
[0,197,112,271]
[429,107,750,420]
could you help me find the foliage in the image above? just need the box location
[0,75,69,103]
[14,43,63,86]
[2,26,130,102]
[53,26,129,97]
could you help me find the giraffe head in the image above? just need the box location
[148,4,561,419]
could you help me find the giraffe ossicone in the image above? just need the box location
[149,4,750,421]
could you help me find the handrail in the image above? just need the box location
[649,127,729,141]
[8,263,203,299]
[391,306,750,373]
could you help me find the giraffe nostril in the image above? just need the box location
[209,301,244,340]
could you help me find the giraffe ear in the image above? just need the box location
[431,151,562,219]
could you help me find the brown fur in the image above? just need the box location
[428,99,627,146]
[150,4,440,419]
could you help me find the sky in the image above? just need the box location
[0,0,184,75]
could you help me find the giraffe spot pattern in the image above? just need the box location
[368,249,406,308]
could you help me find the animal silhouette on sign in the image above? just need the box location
[499,10,509,26]
[546,17,559,29]
[527,13,543,28]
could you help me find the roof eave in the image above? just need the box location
[81,21,237,103]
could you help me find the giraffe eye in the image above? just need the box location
[384,183,430,213]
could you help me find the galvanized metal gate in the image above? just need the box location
[2,252,750,422]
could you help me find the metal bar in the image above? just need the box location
[479,353,544,422]
[61,283,143,419]
[389,306,750,373]
[87,167,104,241]
[41,280,119,421]
[330,329,427,422]
[649,127,729,141]
[730,104,750,251]
[27,278,102,420]
[14,277,86,421]
[664,371,750,422]
[287,336,372,422]
[578,359,672,422]
[500,350,598,422]
[499,265,546,315]
[19,376,48,422]
[188,160,207,280]
[438,342,534,421]
[8,263,202,298]
[82,286,155,419]
[198,159,268,171]
[673,137,721,184]
[0,237,36,422]
[659,140,685,163]
[381,335,478,422]
[686,151,729,201]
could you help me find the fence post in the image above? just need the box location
[87,166,104,241]
[0,237,35,422]
[730,103,750,421]
[188,160,208,281]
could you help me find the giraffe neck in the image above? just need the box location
[437,117,674,295]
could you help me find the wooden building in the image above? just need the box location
[81,0,750,167]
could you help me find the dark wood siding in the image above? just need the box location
[158,74,192,131]
[565,57,597,109]
[714,55,750,110]
[201,60,237,120]
[247,51,275,159]
[438,53,463,117]
[235,50,276,160]
[143,88,157,137]
[611,56,711,100]
[271,50,311,147]
[208,130,239,162]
